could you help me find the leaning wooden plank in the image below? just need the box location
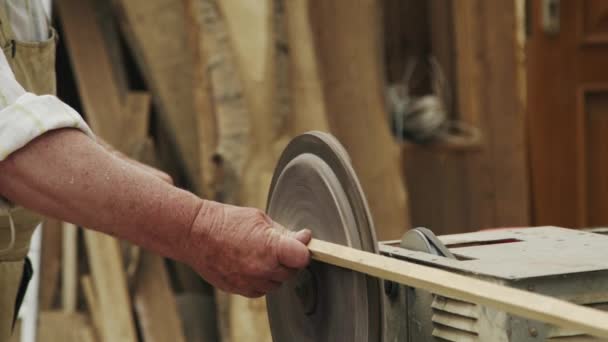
[57,0,125,148]
[133,250,187,342]
[61,222,78,313]
[284,0,329,134]
[112,0,204,193]
[81,275,102,342]
[309,238,608,339]
[39,219,62,309]
[83,232,137,342]
[57,1,138,341]
[216,2,277,341]
[309,0,411,240]
[187,0,251,205]
[35,311,97,342]
[218,0,279,210]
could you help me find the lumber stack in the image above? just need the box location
[31,0,411,341]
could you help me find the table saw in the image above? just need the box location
[265,131,608,341]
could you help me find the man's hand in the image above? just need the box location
[185,200,312,298]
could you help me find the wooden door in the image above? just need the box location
[528,0,608,227]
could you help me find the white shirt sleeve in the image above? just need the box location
[0,49,95,162]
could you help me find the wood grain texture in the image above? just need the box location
[528,0,608,227]
[57,0,138,340]
[57,0,125,147]
[309,0,410,240]
[133,251,187,342]
[285,0,329,134]
[61,222,78,313]
[112,0,204,193]
[39,219,62,309]
[309,238,608,339]
[83,232,137,342]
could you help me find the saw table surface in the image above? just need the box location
[380,226,608,280]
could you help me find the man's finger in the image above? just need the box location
[277,234,311,269]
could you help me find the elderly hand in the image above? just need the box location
[184,200,311,298]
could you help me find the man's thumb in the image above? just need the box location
[277,230,311,268]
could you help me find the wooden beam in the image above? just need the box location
[112,0,204,193]
[83,232,137,342]
[285,0,330,134]
[61,222,78,313]
[57,0,125,148]
[133,251,187,342]
[309,0,411,240]
[81,275,102,341]
[452,0,530,229]
[309,238,608,339]
[39,219,62,309]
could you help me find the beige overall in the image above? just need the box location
[0,7,57,339]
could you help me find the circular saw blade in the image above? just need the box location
[266,131,383,342]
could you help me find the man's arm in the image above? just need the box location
[0,128,311,297]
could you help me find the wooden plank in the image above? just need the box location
[81,275,102,341]
[39,219,62,309]
[284,0,329,134]
[308,238,608,339]
[57,0,125,148]
[447,0,529,230]
[218,0,279,210]
[187,0,251,205]
[133,251,187,342]
[83,232,137,342]
[112,0,204,193]
[309,0,410,240]
[61,222,78,313]
[58,0,138,340]
[35,311,97,342]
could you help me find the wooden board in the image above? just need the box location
[527,0,608,227]
[57,0,139,340]
[404,0,530,233]
[83,232,137,342]
[112,0,204,193]
[61,222,78,313]
[57,0,125,147]
[309,238,608,339]
[39,219,62,309]
[284,0,329,134]
[133,251,187,342]
[309,0,410,240]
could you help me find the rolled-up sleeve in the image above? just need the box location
[0,48,95,209]
[0,93,95,161]
[0,45,95,162]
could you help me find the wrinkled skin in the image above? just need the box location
[0,129,311,298]
[187,200,312,298]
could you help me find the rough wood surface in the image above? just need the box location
[285,0,329,134]
[309,238,608,339]
[31,311,96,342]
[309,0,410,240]
[453,0,530,229]
[185,0,242,203]
[83,232,137,342]
[58,0,138,340]
[133,251,187,342]
[39,219,62,309]
[61,222,78,313]
[57,0,125,146]
[112,0,204,193]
